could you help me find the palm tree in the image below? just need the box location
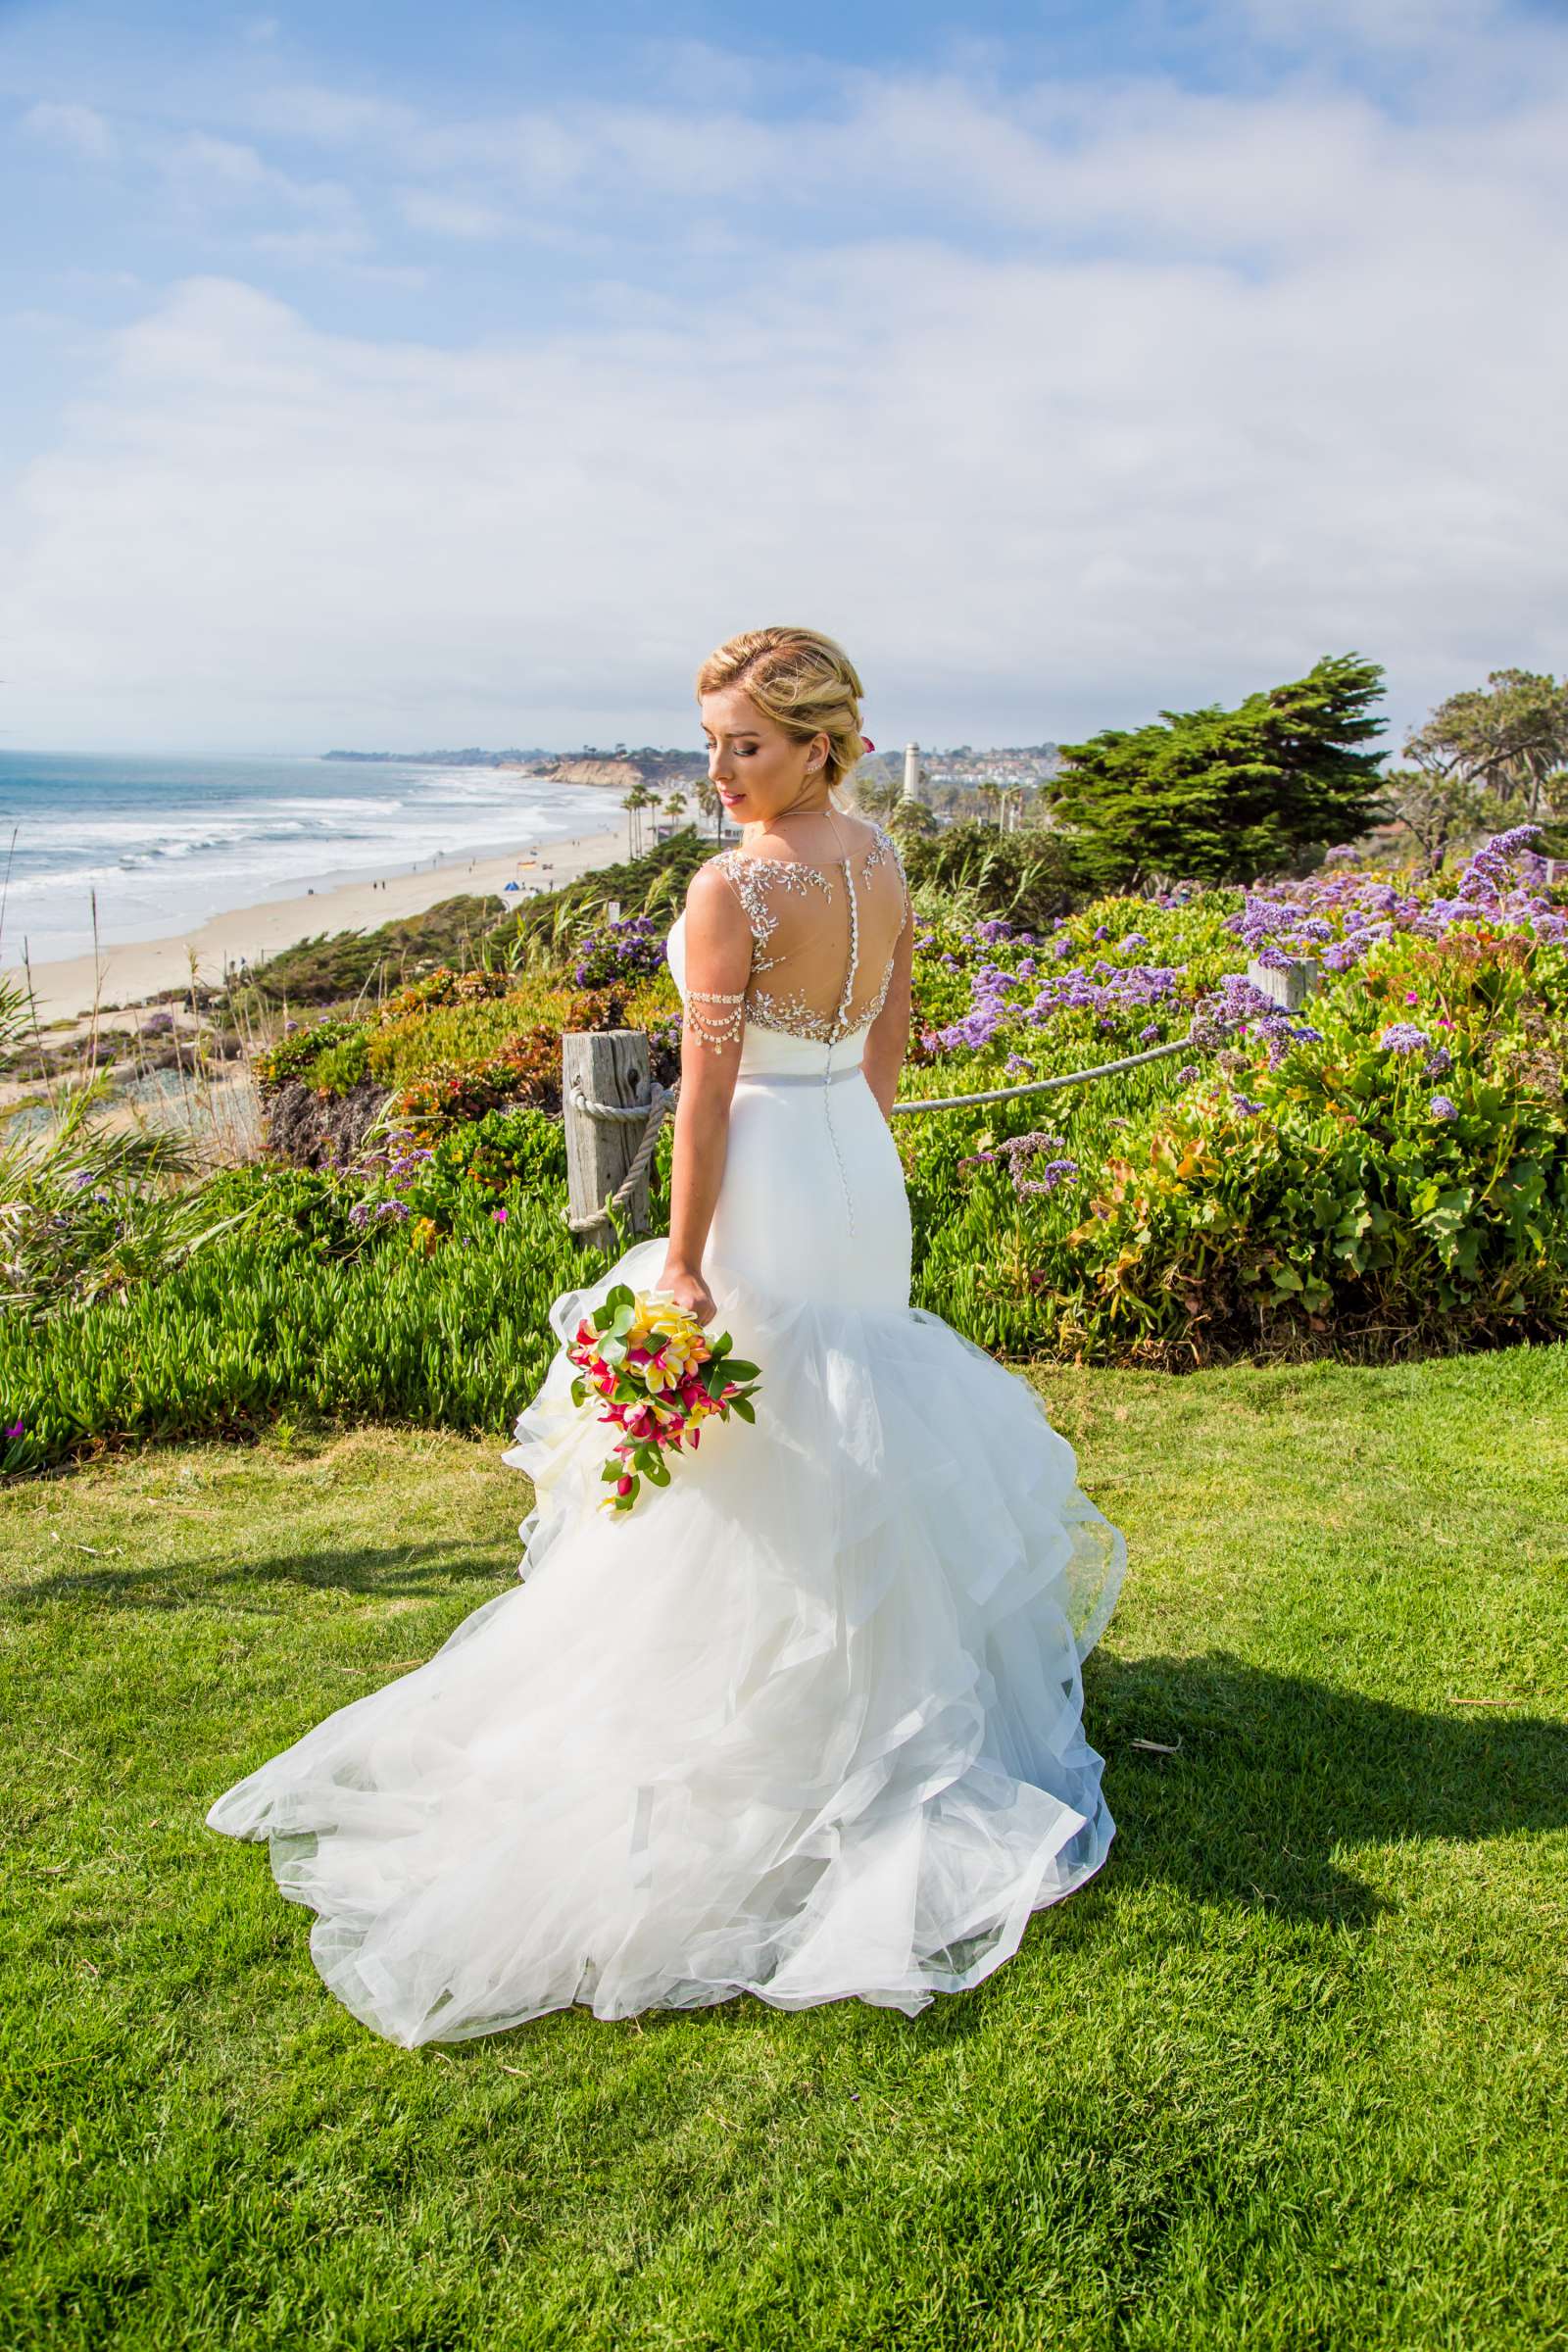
[694,778,724,842]
[848,774,904,822]
[627,783,661,857]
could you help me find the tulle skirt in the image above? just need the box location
[206,1228,1127,2047]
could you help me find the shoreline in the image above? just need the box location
[6,824,634,1025]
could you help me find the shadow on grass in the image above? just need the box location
[15,1537,514,1610]
[1086,1644,1568,1920]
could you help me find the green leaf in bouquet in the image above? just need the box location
[721,1358,760,1383]
[727,1396,756,1423]
[569,1377,587,1405]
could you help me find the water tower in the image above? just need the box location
[902,743,923,805]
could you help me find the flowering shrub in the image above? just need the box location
[347,1107,568,1234]
[253,1016,368,1096]
[391,1022,564,1132]
[1032,841,1568,1361]
[900,827,1568,1365]
[569,913,667,992]
[6,828,1567,1481]
[381,965,512,1018]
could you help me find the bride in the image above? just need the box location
[207,625,1128,2046]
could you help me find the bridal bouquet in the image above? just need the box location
[567,1283,761,1515]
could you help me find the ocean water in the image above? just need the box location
[0,752,631,966]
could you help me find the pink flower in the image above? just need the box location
[492,1207,508,1223]
[1404,990,1419,1004]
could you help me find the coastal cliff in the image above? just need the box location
[525,758,648,789]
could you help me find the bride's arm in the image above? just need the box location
[658,865,752,1314]
[861,908,914,1123]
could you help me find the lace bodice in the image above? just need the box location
[680,820,911,1053]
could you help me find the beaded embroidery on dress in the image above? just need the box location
[205,809,1128,2047]
[704,821,908,1046]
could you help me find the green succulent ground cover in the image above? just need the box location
[3,1343,1565,2348]
[5,844,1566,1474]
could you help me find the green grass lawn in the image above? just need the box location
[3,1344,1567,2351]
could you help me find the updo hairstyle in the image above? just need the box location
[695,627,868,805]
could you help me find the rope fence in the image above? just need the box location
[561,1033,1204,1237]
[561,1070,678,1237]
[882,1032,1199,1114]
[559,953,1312,1243]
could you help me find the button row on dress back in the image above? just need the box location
[822,854,858,1240]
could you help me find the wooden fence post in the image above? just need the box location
[562,1028,659,1246]
[1247,956,1319,1012]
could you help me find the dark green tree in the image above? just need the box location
[1045,653,1395,888]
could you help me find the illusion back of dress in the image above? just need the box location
[708,821,911,1052]
[663,816,916,1308]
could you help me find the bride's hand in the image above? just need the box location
[657,1260,716,1325]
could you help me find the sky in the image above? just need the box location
[1,0,1565,757]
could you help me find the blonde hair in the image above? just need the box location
[696,626,868,802]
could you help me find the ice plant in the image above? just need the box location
[566,1284,762,1515]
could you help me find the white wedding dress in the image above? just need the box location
[207,818,1126,2045]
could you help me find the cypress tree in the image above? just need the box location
[1047,653,1395,887]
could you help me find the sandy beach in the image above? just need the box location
[7,823,633,1025]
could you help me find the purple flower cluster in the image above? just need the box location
[572,911,667,990]
[933,948,1185,1056]
[1222,826,1567,975]
[1188,973,1320,1070]
[348,1199,412,1229]
[957,1128,1080,1200]
[1378,1022,1430,1054]
[1430,1095,1459,1120]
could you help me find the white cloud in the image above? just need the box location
[2,13,1566,751]
[158,130,355,219]
[21,98,115,159]
[398,189,509,240]
[248,80,419,144]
